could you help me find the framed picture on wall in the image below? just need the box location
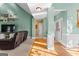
[77,10,79,28]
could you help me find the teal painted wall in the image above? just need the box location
[54,11,67,46]
[47,7,54,35]
[32,17,35,37]
[0,3,32,36]
[53,3,79,34]
[54,11,67,33]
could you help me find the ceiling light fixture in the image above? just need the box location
[36,7,42,11]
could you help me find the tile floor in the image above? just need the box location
[0,38,34,56]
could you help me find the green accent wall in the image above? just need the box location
[53,3,79,34]
[0,3,32,36]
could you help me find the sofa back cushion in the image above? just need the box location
[15,32,22,45]
[14,31,28,47]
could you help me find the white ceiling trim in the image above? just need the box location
[33,11,47,19]
[33,11,47,16]
[54,9,67,16]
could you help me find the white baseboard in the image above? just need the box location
[27,36,32,39]
[57,39,67,47]
[47,47,54,50]
[32,37,36,39]
[32,36,47,39]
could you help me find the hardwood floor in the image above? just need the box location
[28,38,79,56]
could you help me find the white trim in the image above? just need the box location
[27,36,32,39]
[31,36,35,39]
[57,39,67,47]
[54,9,67,16]
[54,9,67,11]
[32,36,47,39]
[47,47,54,50]
[55,16,63,22]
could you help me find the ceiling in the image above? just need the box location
[32,11,47,19]
[17,3,52,19]
[27,3,52,14]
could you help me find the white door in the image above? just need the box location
[38,23,43,38]
[55,18,62,41]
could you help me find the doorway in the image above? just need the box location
[55,18,62,41]
[33,18,45,39]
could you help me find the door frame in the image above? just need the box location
[55,18,63,41]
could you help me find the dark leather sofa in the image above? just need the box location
[0,31,28,50]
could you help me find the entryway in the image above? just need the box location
[32,18,47,39]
